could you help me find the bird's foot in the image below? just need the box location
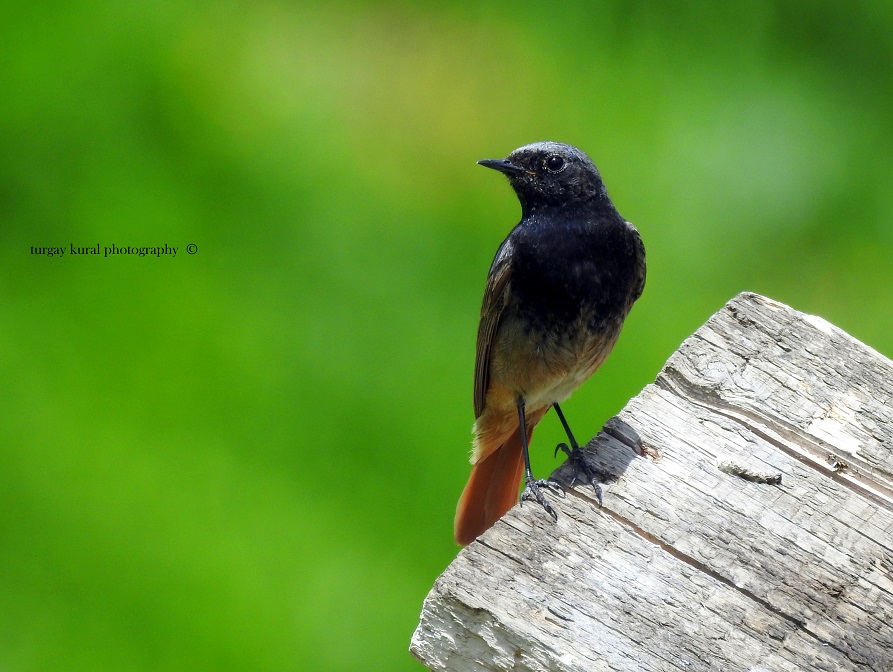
[520,477,563,521]
[554,443,616,505]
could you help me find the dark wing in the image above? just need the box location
[626,220,646,305]
[473,239,514,418]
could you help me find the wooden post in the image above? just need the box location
[410,293,893,672]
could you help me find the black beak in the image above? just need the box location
[477,158,528,175]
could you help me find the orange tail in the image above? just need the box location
[454,423,538,546]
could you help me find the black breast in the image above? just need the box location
[508,213,644,333]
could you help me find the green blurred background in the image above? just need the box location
[2,1,892,670]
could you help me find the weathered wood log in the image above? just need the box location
[411,292,893,672]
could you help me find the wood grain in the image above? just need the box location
[411,293,893,671]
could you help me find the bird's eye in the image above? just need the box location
[545,155,566,173]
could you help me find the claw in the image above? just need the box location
[520,477,561,521]
[553,442,572,459]
[556,444,615,505]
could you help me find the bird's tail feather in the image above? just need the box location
[454,422,536,546]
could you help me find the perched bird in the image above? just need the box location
[454,141,646,546]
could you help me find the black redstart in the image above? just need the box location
[454,141,646,545]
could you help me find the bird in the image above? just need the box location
[454,141,646,546]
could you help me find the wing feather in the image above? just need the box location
[473,240,514,418]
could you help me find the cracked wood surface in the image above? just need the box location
[411,293,893,672]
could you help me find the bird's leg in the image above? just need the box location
[553,403,613,503]
[517,400,561,521]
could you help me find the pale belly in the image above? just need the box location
[487,310,621,412]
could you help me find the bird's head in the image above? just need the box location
[478,141,610,216]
